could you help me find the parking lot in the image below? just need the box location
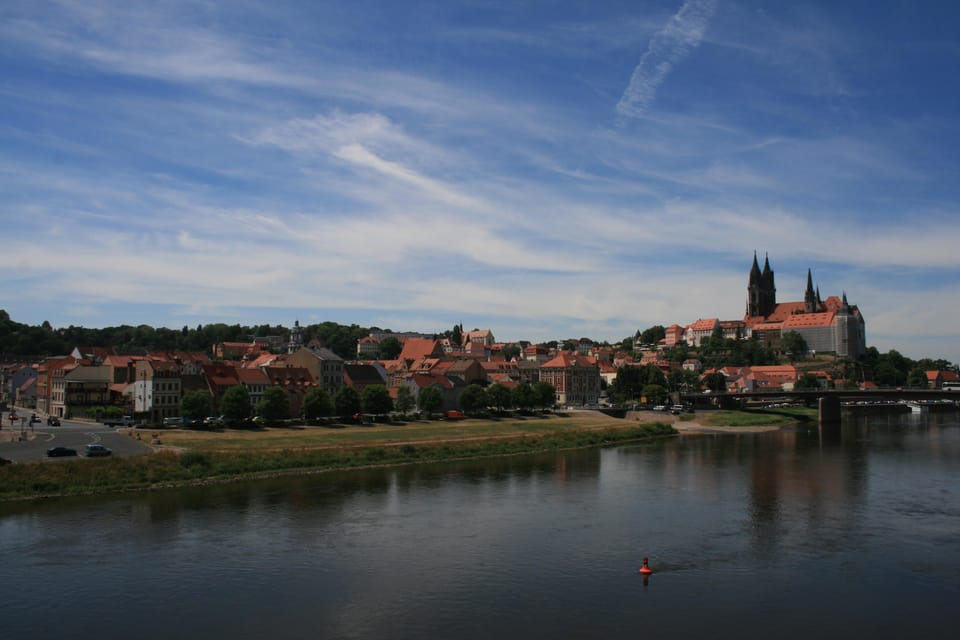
[0,413,153,463]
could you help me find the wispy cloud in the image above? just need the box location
[616,0,717,118]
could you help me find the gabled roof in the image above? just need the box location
[399,338,444,361]
[689,318,719,332]
[343,363,386,387]
[263,365,316,387]
[236,367,270,385]
[202,364,241,387]
[409,373,454,390]
[542,353,598,369]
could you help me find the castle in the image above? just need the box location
[744,253,866,358]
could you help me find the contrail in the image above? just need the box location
[616,0,717,119]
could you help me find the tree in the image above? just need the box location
[640,325,666,345]
[378,337,403,360]
[181,390,213,423]
[642,384,668,405]
[703,372,728,393]
[361,384,393,415]
[907,367,929,389]
[486,383,512,413]
[258,385,290,424]
[418,386,443,416]
[780,331,808,361]
[302,387,333,421]
[668,368,701,393]
[610,366,643,404]
[459,384,489,415]
[335,386,362,418]
[451,323,463,348]
[395,386,415,415]
[534,381,556,410]
[220,385,252,424]
[512,382,536,412]
[501,344,521,361]
[794,373,821,390]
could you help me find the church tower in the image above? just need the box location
[288,319,303,354]
[804,269,818,313]
[746,252,777,318]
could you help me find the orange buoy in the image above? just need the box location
[639,557,653,575]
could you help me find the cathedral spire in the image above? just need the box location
[804,269,818,313]
[749,251,762,285]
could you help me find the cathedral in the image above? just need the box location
[743,253,866,358]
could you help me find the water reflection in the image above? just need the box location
[1,412,957,640]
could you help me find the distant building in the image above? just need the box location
[743,253,866,358]
[540,353,600,407]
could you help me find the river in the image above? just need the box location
[2,411,957,639]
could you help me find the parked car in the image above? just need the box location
[47,446,77,458]
[46,416,61,426]
[84,444,112,457]
[204,415,226,427]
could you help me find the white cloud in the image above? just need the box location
[617,0,717,118]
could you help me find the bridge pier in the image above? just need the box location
[818,396,842,433]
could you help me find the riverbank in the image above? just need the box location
[0,408,816,502]
[0,416,677,502]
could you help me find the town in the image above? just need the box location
[1,255,956,424]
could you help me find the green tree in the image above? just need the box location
[335,386,362,418]
[302,387,333,421]
[220,385,252,424]
[361,384,393,415]
[642,384,668,405]
[794,373,821,390]
[668,368,701,393]
[486,383,512,413]
[780,331,808,361]
[512,382,536,412]
[907,367,929,389]
[181,390,213,423]
[395,386,415,415]
[534,381,556,410]
[257,385,290,424]
[451,323,463,348]
[501,344,521,361]
[378,337,403,360]
[459,384,489,415]
[665,343,690,363]
[418,386,443,416]
[703,372,728,393]
[639,325,666,345]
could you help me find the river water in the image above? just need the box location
[2,412,957,640]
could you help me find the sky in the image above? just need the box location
[2,1,959,363]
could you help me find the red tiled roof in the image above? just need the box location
[689,318,719,332]
[542,353,597,369]
[782,312,835,328]
[399,338,444,361]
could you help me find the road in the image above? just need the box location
[0,410,154,463]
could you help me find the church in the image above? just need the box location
[743,253,866,358]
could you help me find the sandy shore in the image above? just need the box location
[628,411,787,434]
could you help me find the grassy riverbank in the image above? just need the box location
[0,416,676,501]
[697,406,817,427]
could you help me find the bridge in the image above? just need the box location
[679,388,960,426]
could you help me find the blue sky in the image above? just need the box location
[2,1,959,362]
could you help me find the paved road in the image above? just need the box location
[0,412,154,462]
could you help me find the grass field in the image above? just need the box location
[700,406,817,426]
[0,413,676,501]
[145,412,635,452]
